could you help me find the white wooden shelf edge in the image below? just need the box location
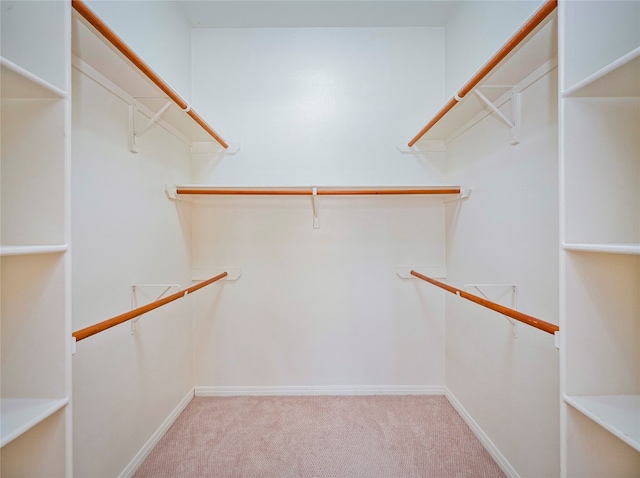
[563,242,640,255]
[0,244,69,256]
[0,397,69,448]
[562,46,640,97]
[0,57,67,98]
[563,394,640,452]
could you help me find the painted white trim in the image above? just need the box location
[119,390,194,478]
[195,385,445,397]
[445,388,520,478]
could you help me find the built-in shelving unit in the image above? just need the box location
[407,2,557,147]
[0,1,72,476]
[559,1,640,476]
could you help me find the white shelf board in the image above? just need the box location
[1,57,67,99]
[0,398,69,447]
[563,47,640,98]
[412,13,556,144]
[564,394,640,452]
[72,13,213,143]
[0,244,68,257]
[563,242,640,256]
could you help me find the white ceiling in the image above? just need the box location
[180,1,459,28]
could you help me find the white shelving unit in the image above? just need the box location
[559,1,640,476]
[0,1,72,476]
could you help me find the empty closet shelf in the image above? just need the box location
[1,398,69,448]
[564,394,640,452]
[407,0,557,147]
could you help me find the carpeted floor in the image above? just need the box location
[134,395,505,477]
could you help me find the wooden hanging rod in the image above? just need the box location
[71,0,228,149]
[176,187,462,196]
[408,0,557,147]
[410,270,559,335]
[72,272,227,342]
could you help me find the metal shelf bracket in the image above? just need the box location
[312,187,320,229]
[473,86,520,145]
[130,284,181,334]
[129,98,172,153]
[464,283,519,337]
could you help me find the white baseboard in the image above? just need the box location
[119,389,195,478]
[444,388,519,478]
[195,385,445,397]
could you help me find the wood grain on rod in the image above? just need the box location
[71,0,228,149]
[407,0,557,148]
[176,188,461,196]
[72,272,228,342]
[410,270,559,335]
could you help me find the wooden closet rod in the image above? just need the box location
[408,0,557,147]
[410,270,559,335]
[71,0,228,149]
[176,187,462,196]
[72,272,228,342]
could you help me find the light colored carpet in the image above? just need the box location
[134,395,505,477]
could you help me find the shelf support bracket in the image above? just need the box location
[473,87,520,145]
[312,187,320,229]
[465,284,518,338]
[129,99,172,153]
[130,284,181,334]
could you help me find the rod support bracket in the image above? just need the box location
[473,86,520,146]
[129,99,172,153]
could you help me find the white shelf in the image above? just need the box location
[413,13,556,144]
[1,57,67,99]
[564,394,640,452]
[563,47,640,98]
[72,13,215,144]
[0,244,68,257]
[0,398,69,448]
[563,242,640,256]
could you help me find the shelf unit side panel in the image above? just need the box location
[1,255,67,399]
[1,99,66,247]
[563,97,640,245]
[0,1,67,93]
[562,0,640,92]
[565,252,640,396]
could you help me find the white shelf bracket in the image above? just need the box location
[312,187,320,229]
[165,183,181,201]
[129,99,172,153]
[473,87,520,145]
[130,284,180,334]
[465,284,518,338]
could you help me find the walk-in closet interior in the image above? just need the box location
[1,0,638,476]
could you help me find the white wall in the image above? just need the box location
[190,27,449,389]
[191,27,447,185]
[444,69,559,477]
[445,1,545,98]
[85,0,192,102]
[71,66,194,476]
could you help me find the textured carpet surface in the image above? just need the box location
[134,395,505,478]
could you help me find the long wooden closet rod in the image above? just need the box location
[408,0,557,147]
[71,0,228,149]
[176,187,461,196]
[410,270,559,335]
[72,272,228,342]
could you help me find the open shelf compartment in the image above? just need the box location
[0,398,69,448]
